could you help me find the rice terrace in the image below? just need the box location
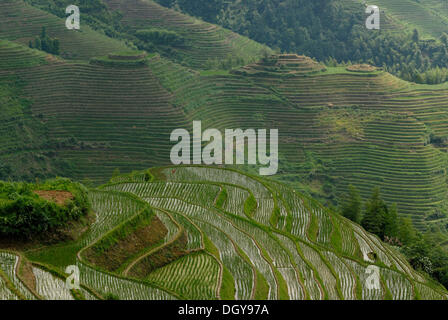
[2,0,448,303]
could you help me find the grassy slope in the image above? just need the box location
[348,0,448,38]
[0,40,56,180]
[0,0,130,61]
[0,0,271,182]
[103,0,271,69]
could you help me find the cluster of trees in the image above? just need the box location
[0,178,89,239]
[135,28,185,46]
[157,0,448,84]
[341,186,411,244]
[341,185,448,289]
[413,67,448,85]
[29,27,60,55]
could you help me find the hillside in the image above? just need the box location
[1,166,446,300]
[0,38,189,181]
[157,0,448,84]
[0,0,129,60]
[15,0,270,68]
[103,0,270,69]
[2,0,448,231]
[2,0,448,299]
[354,0,448,38]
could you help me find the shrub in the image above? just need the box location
[0,178,90,239]
[244,194,257,217]
[89,56,148,68]
[135,28,185,46]
[104,293,119,300]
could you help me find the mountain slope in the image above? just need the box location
[12,0,271,67]
[1,0,448,295]
[0,0,129,60]
[0,39,189,181]
[2,44,448,230]
[155,0,448,85]
[1,0,448,233]
[103,0,271,69]
[148,54,448,231]
[352,0,448,38]
[5,166,444,300]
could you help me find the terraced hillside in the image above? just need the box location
[3,34,448,231]
[1,166,445,300]
[0,38,190,181]
[1,0,269,67]
[2,0,448,233]
[0,0,129,60]
[349,0,448,38]
[103,0,270,69]
[148,53,448,231]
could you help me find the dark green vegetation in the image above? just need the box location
[0,178,89,238]
[361,188,399,241]
[340,185,362,224]
[90,51,151,67]
[135,28,184,46]
[157,0,448,84]
[28,27,60,55]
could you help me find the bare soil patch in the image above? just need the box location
[17,257,37,294]
[34,190,74,206]
[346,64,378,72]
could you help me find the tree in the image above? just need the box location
[41,26,47,39]
[361,187,386,238]
[384,203,399,238]
[441,32,448,47]
[402,235,433,274]
[398,217,417,245]
[41,36,49,52]
[52,39,60,55]
[112,168,121,178]
[31,26,60,55]
[34,38,41,50]
[341,184,362,223]
[412,29,420,43]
